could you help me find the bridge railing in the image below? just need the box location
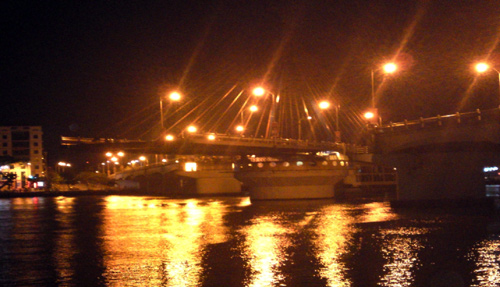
[373,106,499,133]
[186,133,348,151]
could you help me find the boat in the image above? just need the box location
[234,152,351,200]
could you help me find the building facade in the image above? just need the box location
[0,126,45,177]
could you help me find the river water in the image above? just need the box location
[0,195,498,286]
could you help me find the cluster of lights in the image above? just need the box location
[57,162,72,167]
[483,166,499,173]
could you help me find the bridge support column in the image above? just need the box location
[373,151,498,203]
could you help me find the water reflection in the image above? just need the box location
[53,197,76,284]
[239,215,292,287]
[101,196,231,286]
[469,235,500,287]
[378,227,427,287]
[312,205,354,287]
[0,195,498,286]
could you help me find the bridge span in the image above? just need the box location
[62,133,348,156]
[365,107,500,204]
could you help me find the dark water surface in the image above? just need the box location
[0,195,498,286]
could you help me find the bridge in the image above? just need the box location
[61,133,349,155]
[61,107,500,203]
[365,107,500,204]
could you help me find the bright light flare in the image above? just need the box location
[117,151,124,157]
[236,125,244,132]
[105,152,113,157]
[207,134,216,140]
[252,87,266,96]
[364,111,375,120]
[111,157,118,162]
[139,156,146,161]
[187,125,197,133]
[169,91,182,101]
[475,62,490,73]
[165,134,175,141]
[319,101,330,110]
[383,63,397,73]
[249,105,258,112]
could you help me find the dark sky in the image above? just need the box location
[2,0,500,159]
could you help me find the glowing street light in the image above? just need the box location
[207,134,216,141]
[475,62,490,73]
[251,86,278,138]
[252,87,266,97]
[383,63,397,73]
[235,125,244,133]
[363,111,376,120]
[169,91,182,102]
[319,100,341,141]
[249,105,258,112]
[371,62,398,108]
[318,101,330,110]
[117,151,125,157]
[105,152,113,157]
[187,125,197,133]
[160,91,183,129]
[475,62,500,105]
[165,134,175,141]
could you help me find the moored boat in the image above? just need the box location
[234,153,351,200]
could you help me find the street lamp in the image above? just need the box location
[319,100,341,142]
[475,62,500,105]
[249,105,258,112]
[235,125,244,134]
[160,91,182,129]
[186,125,197,133]
[252,86,278,138]
[371,62,398,108]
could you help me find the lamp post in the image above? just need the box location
[160,91,182,129]
[370,62,397,124]
[475,62,500,105]
[252,87,278,138]
[319,100,341,142]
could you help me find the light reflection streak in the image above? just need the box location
[101,197,229,286]
[358,202,398,223]
[469,236,500,287]
[240,216,291,287]
[312,206,354,287]
[378,228,426,287]
[53,197,76,284]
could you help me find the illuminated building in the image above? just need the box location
[0,126,45,177]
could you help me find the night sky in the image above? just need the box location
[2,0,500,162]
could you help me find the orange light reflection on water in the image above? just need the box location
[469,237,500,287]
[240,216,291,287]
[377,227,427,287]
[53,197,77,283]
[101,196,229,286]
[312,206,355,287]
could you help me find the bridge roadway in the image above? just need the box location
[61,133,350,155]
[365,107,500,205]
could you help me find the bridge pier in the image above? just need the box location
[373,150,499,204]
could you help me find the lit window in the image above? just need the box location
[283,162,290,167]
[297,161,303,166]
[184,162,197,172]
